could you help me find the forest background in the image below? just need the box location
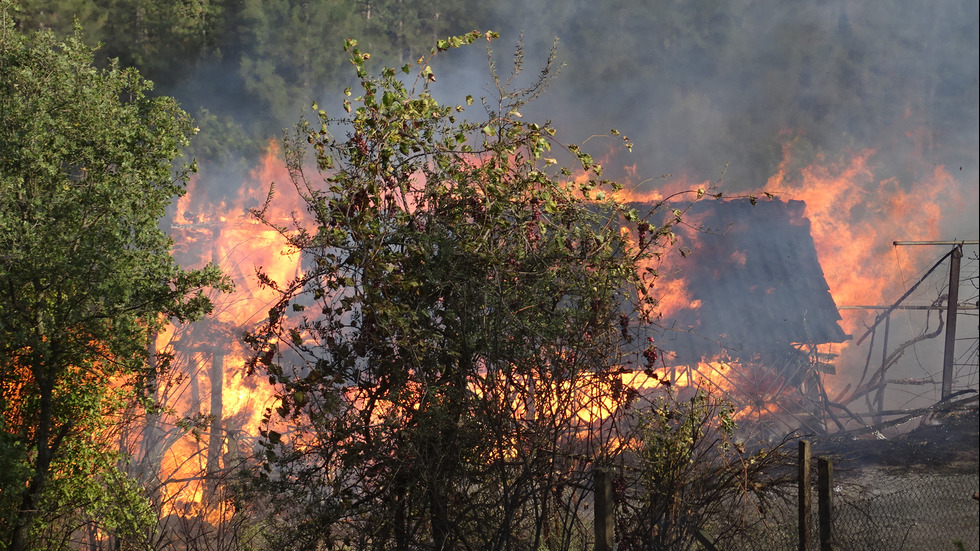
[13,0,979,225]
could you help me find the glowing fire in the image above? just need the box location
[147,141,305,523]
[610,139,967,425]
[765,146,954,334]
[146,129,967,524]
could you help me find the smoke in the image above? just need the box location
[481,1,977,179]
[158,0,978,231]
[161,0,976,410]
[446,0,978,411]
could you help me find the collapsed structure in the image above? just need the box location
[656,198,848,361]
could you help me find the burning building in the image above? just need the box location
[651,197,849,362]
[628,197,853,430]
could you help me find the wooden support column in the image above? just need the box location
[941,244,962,399]
[798,440,812,551]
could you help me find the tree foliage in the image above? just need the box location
[12,0,225,85]
[242,32,676,549]
[236,0,488,125]
[0,3,227,548]
[616,391,794,550]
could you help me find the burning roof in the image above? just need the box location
[642,198,849,363]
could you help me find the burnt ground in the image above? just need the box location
[814,406,980,472]
[807,407,980,551]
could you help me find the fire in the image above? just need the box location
[603,137,968,431]
[143,127,968,527]
[140,141,305,525]
[765,145,952,334]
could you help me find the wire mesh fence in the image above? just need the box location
[588,453,978,550]
[831,466,979,551]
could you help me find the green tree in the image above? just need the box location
[237,0,487,125]
[12,0,225,86]
[0,3,228,548]
[243,32,680,549]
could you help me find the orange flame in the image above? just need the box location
[147,128,971,521]
[598,135,969,427]
[148,141,306,523]
[765,146,953,333]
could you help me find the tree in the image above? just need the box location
[12,0,226,86]
[0,3,228,548]
[237,0,487,125]
[242,32,682,550]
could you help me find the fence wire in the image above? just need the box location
[830,466,979,551]
[594,457,978,551]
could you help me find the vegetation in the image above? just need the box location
[0,3,227,548]
[2,0,972,548]
[616,392,794,550]
[235,29,798,550]
[11,0,489,140]
[10,0,972,188]
[241,32,666,549]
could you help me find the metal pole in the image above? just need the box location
[854,250,954,345]
[941,245,963,399]
[893,240,979,246]
[874,315,889,424]
[839,304,978,310]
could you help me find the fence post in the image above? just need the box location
[817,456,833,551]
[594,468,614,551]
[798,440,812,551]
[941,244,963,399]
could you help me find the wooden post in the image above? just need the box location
[941,244,962,399]
[817,457,833,551]
[594,469,614,551]
[798,440,812,551]
[873,314,890,424]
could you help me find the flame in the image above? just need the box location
[142,127,970,526]
[143,141,306,524]
[761,141,971,401]
[590,136,968,431]
[765,146,952,333]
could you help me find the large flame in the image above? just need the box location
[765,146,954,333]
[144,131,968,525]
[145,141,305,524]
[611,139,968,427]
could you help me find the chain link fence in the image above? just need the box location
[831,466,979,551]
[590,452,978,550]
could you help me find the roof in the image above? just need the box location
[637,198,848,362]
